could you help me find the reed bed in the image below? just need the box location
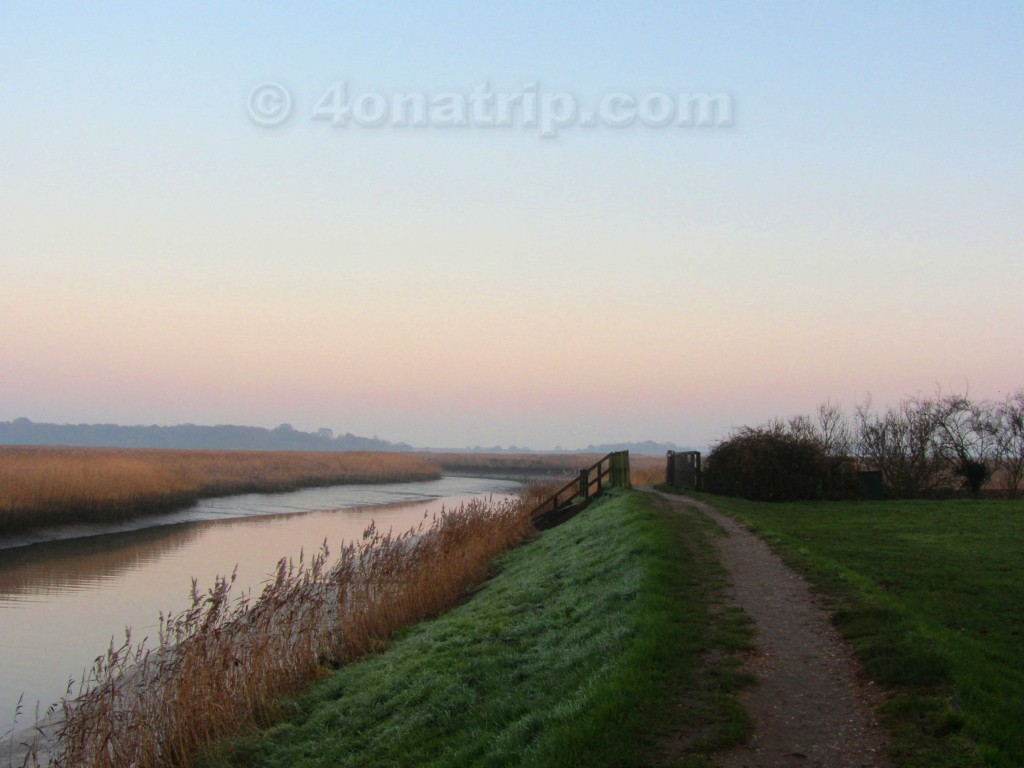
[431,450,666,487]
[428,452,601,477]
[0,448,441,536]
[13,494,534,768]
[629,454,665,486]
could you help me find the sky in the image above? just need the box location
[2,1,1022,450]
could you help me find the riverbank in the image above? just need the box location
[0,446,620,540]
[0,447,443,537]
[1,477,526,763]
[198,490,752,768]
[0,475,523,552]
[9,491,535,767]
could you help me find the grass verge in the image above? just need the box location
[201,490,752,768]
[673,489,1024,768]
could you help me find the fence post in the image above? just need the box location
[579,468,589,499]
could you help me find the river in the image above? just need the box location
[0,475,520,731]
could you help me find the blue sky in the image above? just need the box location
[2,2,1022,448]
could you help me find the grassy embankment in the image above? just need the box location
[0,447,442,536]
[686,492,1024,768]
[199,490,752,768]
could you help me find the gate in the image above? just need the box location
[665,450,702,490]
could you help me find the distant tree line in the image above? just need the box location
[0,418,413,453]
[702,389,1024,501]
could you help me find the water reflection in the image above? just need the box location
[0,525,202,601]
[0,476,511,552]
[0,476,518,726]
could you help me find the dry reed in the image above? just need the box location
[14,494,534,768]
[629,454,666,486]
[432,451,668,488]
[0,448,441,536]
[428,452,601,477]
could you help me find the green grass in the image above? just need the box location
[690,492,1024,768]
[200,490,752,768]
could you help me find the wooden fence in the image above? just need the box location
[530,451,631,529]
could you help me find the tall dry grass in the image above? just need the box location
[630,454,665,486]
[428,452,601,477]
[515,473,578,511]
[14,495,534,768]
[0,448,441,536]
[432,450,666,488]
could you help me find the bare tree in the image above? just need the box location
[933,392,998,498]
[816,400,852,457]
[995,389,1024,498]
[786,414,817,444]
[855,395,946,498]
[780,402,851,457]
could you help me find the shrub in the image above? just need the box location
[703,422,860,502]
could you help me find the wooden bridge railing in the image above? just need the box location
[530,451,631,529]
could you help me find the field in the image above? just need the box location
[0,447,441,536]
[702,494,1024,768]
[198,491,752,768]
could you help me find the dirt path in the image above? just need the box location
[658,493,889,768]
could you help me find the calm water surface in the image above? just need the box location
[0,475,519,726]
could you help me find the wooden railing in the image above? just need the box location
[530,451,631,529]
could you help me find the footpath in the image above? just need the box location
[657,492,889,768]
